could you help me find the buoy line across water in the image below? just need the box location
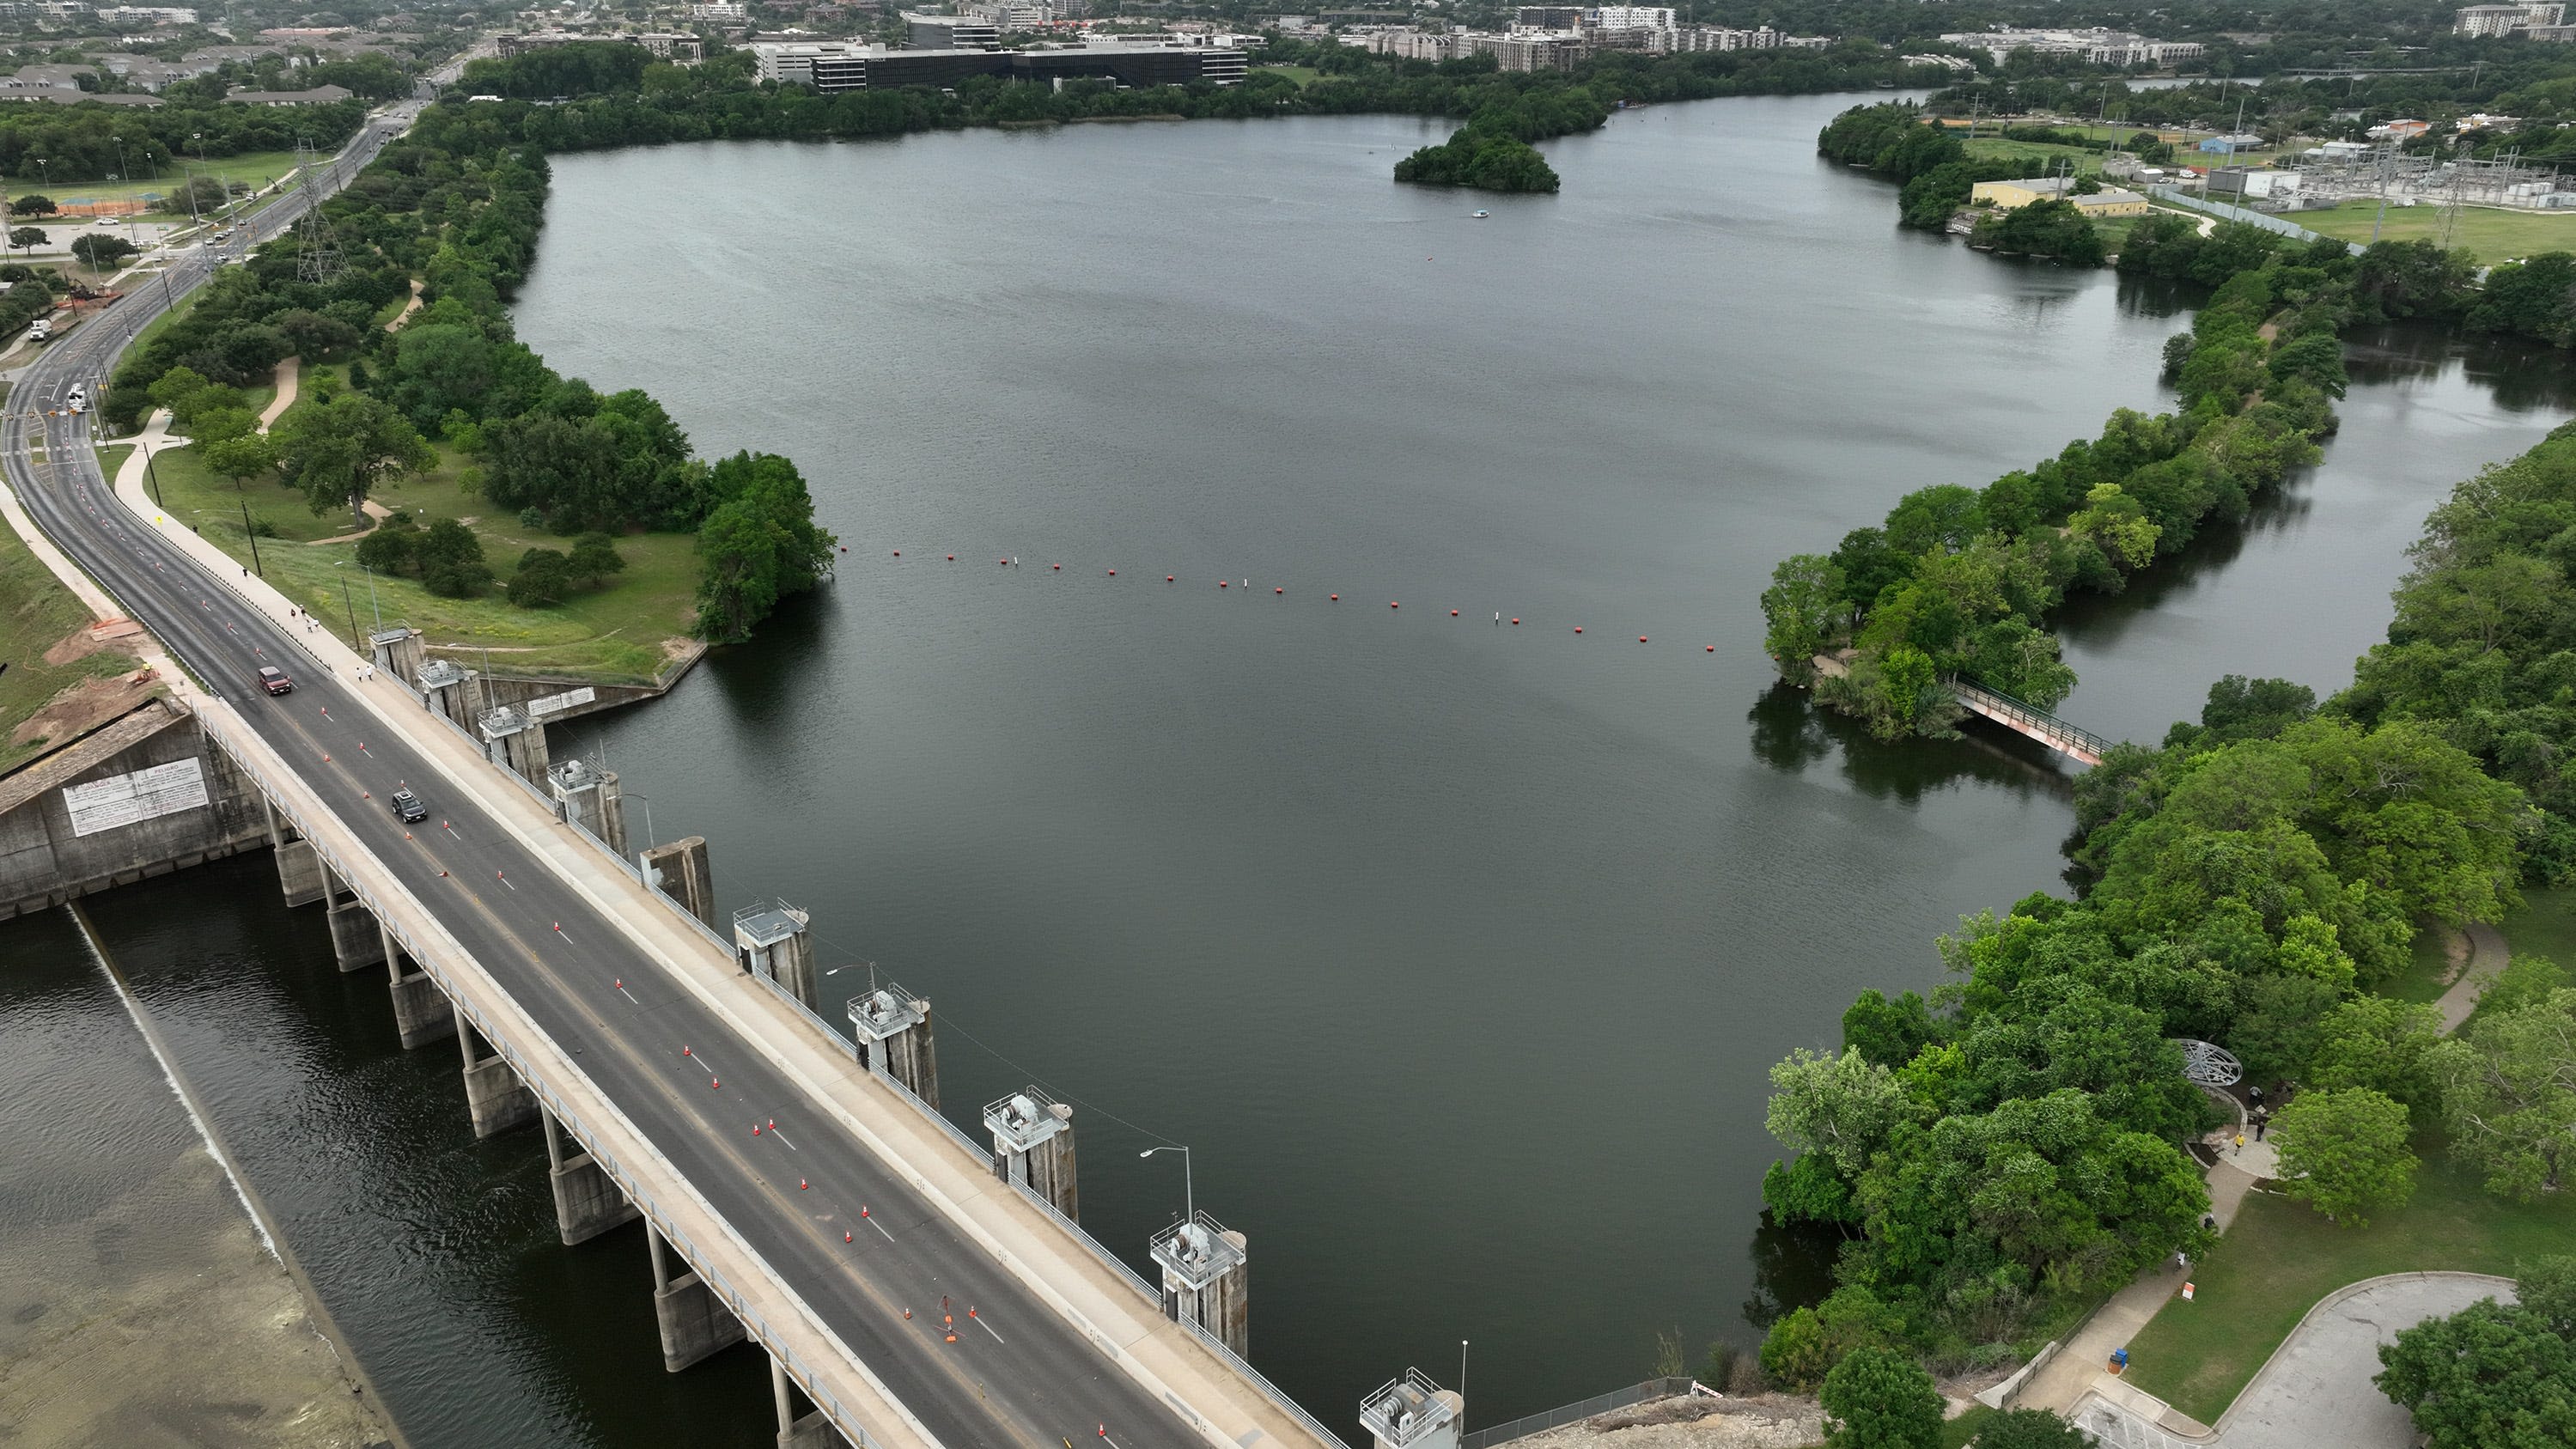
[855,545,1715,654]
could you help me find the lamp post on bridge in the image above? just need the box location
[1139,1143,1191,1226]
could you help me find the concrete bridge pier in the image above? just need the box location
[1152,1212,1250,1357]
[848,980,940,1109]
[265,801,326,907]
[1361,1371,1463,1449]
[322,865,385,972]
[648,1225,745,1372]
[541,1108,638,1245]
[641,836,716,929]
[984,1087,1078,1220]
[383,925,454,1049]
[459,1020,537,1138]
[734,899,818,1010]
[546,758,628,859]
[771,1358,852,1449]
[478,704,550,785]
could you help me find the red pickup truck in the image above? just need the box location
[258,666,293,696]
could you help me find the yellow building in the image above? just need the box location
[1970,176,2151,218]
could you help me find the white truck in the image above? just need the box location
[26,316,50,342]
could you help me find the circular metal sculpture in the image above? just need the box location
[2175,1038,2244,1088]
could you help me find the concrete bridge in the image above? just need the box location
[2,108,1416,1449]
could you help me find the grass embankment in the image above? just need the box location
[1255,64,1323,86]
[146,438,697,683]
[2297,197,2576,265]
[2120,1136,2576,1424]
[0,496,142,774]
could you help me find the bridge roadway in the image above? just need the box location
[6,110,1305,1449]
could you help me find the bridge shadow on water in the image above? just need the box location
[1745,681,2079,806]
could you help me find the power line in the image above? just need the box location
[802,922,1184,1148]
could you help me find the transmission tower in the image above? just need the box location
[291,139,344,286]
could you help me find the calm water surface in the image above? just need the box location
[9,90,2571,1448]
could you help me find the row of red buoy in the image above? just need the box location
[858,546,1715,650]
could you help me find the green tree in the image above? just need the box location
[2430,988,2576,1199]
[566,532,625,586]
[197,432,278,490]
[2521,1255,2576,1339]
[1819,1345,1943,1449]
[692,451,836,643]
[2309,996,2445,1114]
[6,225,42,254]
[1968,1409,2093,1448]
[1766,1046,1920,1183]
[1762,553,1850,679]
[12,193,55,216]
[416,518,491,599]
[354,510,418,575]
[271,388,436,529]
[2375,1298,2576,1449]
[2269,1087,2417,1227]
[69,231,136,268]
[509,546,575,607]
[1761,1286,1901,1393]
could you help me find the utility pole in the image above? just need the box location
[241,499,263,575]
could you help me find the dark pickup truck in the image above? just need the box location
[257,666,293,696]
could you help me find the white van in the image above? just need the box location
[26,317,50,341]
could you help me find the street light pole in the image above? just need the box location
[241,499,262,575]
[1138,1144,1192,1226]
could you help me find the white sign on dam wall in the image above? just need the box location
[62,758,210,837]
[527,687,597,718]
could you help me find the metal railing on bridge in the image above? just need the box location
[1948,676,2112,766]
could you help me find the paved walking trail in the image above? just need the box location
[255,356,298,432]
[2070,1274,2515,1448]
[2438,922,2509,1032]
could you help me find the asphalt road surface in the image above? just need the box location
[4,106,1205,1449]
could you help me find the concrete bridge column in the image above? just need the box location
[265,800,325,907]
[458,1020,536,1138]
[323,865,385,972]
[542,1109,638,1245]
[648,1225,745,1372]
[640,836,716,929]
[383,926,454,1050]
[772,1357,852,1449]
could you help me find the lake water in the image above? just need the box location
[10,89,2573,1449]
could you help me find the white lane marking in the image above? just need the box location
[771,1129,800,1152]
[497,874,517,891]
[617,985,640,1005]
[972,1311,1005,1344]
[867,1212,895,1242]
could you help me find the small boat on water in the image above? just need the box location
[1471,210,1490,218]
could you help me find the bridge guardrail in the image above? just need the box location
[1949,676,2111,762]
[1177,1316,1357,1449]
[192,701,902,1449]
[64,108,906,1449]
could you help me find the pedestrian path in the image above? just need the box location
[2068,1274,2514,1449]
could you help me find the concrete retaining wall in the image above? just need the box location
[0,698,271,921]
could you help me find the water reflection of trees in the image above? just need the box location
[1741,1211,1846,1336]
[1746,682,2076,804]
[2051,474,2316,655]
[2342,321,2576,413]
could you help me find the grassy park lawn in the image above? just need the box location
[1256,64,1322,85]
[2298,198,2576,265]
[33,149,308,215]
[2120,1137,2576,1424]
[2382,925,2461,1005]
[1963,137,2111,176]
[2498,885,2576,969]
[0,496,143,773]
[143,441,699,683]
